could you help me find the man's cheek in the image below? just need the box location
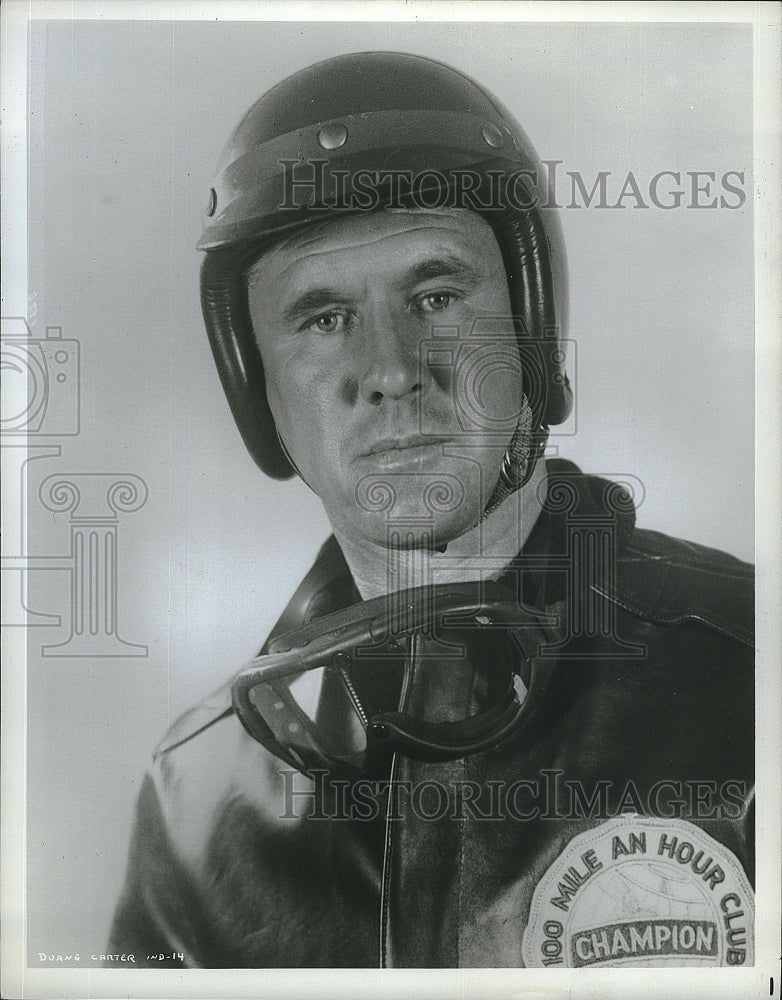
[266,363,314,427]
[264,385,294,441]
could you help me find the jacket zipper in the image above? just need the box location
[378,751,399,968]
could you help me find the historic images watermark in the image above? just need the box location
[279,161,747,213]
[279,770,750,823]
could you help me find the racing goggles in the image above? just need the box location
[232,581,547,779]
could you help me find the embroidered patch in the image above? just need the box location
[521,815,754,968]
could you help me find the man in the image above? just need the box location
[109,52,754,969]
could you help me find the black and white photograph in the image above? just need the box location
[1,3,780,998]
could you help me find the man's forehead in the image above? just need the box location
[248,208,499,286]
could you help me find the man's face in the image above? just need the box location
[247,208,523,548]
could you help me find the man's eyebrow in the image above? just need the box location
[281,288,346,325]
[399,255,484,288]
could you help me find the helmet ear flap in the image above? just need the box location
[476,203,572,511]
[200,249,295,479]
[484,204,572,434]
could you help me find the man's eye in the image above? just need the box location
[417,291,456,313]
[307,312,346,334]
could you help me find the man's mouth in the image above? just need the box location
[358,434,454,470]
[362,434,452,457]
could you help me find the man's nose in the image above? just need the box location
[357,305,430,405]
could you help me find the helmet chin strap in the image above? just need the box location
[481,393,536,521]
[275,427,315,493]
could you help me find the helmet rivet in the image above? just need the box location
[205,187,217,217]
[318,122,348,150]
[481,122,504,148]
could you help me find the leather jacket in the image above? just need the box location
[108,461,754,968]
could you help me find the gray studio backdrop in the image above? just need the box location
[21,19,753,961]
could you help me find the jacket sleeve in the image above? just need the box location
[107,772,203,968]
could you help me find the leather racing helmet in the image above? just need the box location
[197,51,573,482]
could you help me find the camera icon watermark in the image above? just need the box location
[421,317,522,436]
[1,315,148,656]
[1,317,79,436]
[419,318,577,441]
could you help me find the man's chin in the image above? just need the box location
[326,467,493,550]
[358,505,482,552]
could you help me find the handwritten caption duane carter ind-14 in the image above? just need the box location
[36,952,183,964]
